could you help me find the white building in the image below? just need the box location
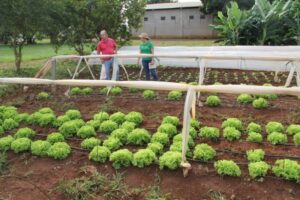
[133,2,215,39]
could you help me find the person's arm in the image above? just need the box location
[150,46,154,65]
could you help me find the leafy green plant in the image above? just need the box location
[110,112,126,125]
[173,134,195,148]
[223,127,241,141]
[77,125,96,139]
[100,87,109,95]
[128,87,141,93]
[293,132,300,145]
[111,128,129,144]
[247,122,261,133]
[31,140,51,156]
[15,113,30,124]
[167,91,183,101]
[287,124,300,136]
[59,120,83,138]
[222,118,243,131]
[127,128,151,145]
[0,126,3,135]
[151,132,169,146]
[55,115,71,127]
[190,119,200,130]
[125,112,143,125]
[46,132,65,144]
[82,87,93,95]
[272,159,300,183]
[246,149,265,162]
[142,90,156,100]
[157,123,177,138]
[189,127,197,139]
[132,149,157,168]
[80,137,101,150]
[99,120,118,134]
[199,126,220,140]
[266,122,284,134]
[38,113,56,127]
[246,132,263,143]
[214,160,241,177]
[237,94,253,104]
[93,111,110,122]
[86,120,101,131]
[267,132,287,145]
[89,146,111,163]
[252,98,268,109]
[169,142,192,158]
[47,142,71,160]
[0,135,14,151]
[70,87,83,95]
[103,137,122,151]
[14,127,36,139]
[206,95,221,107]
[38,107,54,114]
[162,116,180,127]
[37,92,50,100]
[248,161,270,179]
[193,143,216,161]
[11,138,31,153]
[147,142,164,156]
[65,109,81,120]
[120,121,136,132]
[159,151,182,170]
[111,87,122,95]
[109,149,133,169]
[3,118,19,131]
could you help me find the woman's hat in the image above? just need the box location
[139,32,150,40]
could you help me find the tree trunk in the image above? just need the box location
[12,39,23,72]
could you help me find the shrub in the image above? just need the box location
[93,112,110,122]
[47,142,71,160]
[120,121,136,132]
[248,161,270,179]
[127,128,151,145]
[266,121,284,134]
[157,123,177,138]
[247,122,261,133]
[111,87,122,95]
[125,112,143,125]
[11,138,31,153]
[65,109,81,120]
[3,118,19,131]
[237,94,253,104]
[222,118,243,131]
[70,87,83,95]
[167,91,183,101]
[132,149,157,168]
[159,151,182,170]
[246,149,265,162]
[128,87,141,93]
[55,115,71,127]
[77,125,96,139]
[110,112,126,124]
[88,146,111,163]
[189,127,197,139]
[190,119,200,129]
[223,127,241,141]
[47,132,65,144]
[272,159,300,183]
[103,137,122,151]
[37,92,49,100]
[253,98,268,109]
[214,160,241,177]
[142,90,156,100]
[99,120,118,134]
[38,113,56,127]
[293,132,300,145]
[287,124,300,136]
[206,95,221,107]
[86,120,101,131]
[14,128,36,139]
[147,142,164,156]
[15,113,30,124]
[31,140,51,156]
[173,134,195,148]
[82,87,93,95]
[109,149,133,169]
[0,135,14,151]
[246,132,263,143]
[199,126,220,140]
[111,128,129,144]
[162,116,180,127]
[267,132,287,145]
[193,144,216,161]
[151,132,169,146]
[80,137,101,150]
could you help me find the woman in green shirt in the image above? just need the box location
[137,33,158,81]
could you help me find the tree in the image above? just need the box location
[201,0,255,15]
[0,0,50,72]
[147,0,173,4]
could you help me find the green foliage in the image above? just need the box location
[190,119,200,130]
[86,120,101,131]
[59,120,84,138]
[100,87,109,95]
[0,126,3,135]
[14,127,36,139]
[109,149,133,169]
[248,161,270,179]
[89,146,111,163]
[143,90,156,100]
[111,128,129,144]
[3,118,19,131]
[37,92,50,100]
[38,113,56,127]
[199,126,220,140]
[157,123,177,138]
[125,112,143,125]
[193,143,216,161]
[103,137,122,151]
[77,125,96,139]
[47,132,65,144]
[99,120,118,134]
[287,124,300,136]
[189,127,197,139]
[65,109,81,120]
[0,135,14,151]
[151,132,169,146]
[127,128,151,145]
[246,132,263,143]
[39,107,54,114]
[47,142,71,160]
[173,134,195,148]
[80,137,101,150]
[159,151,182,170]
[70,87,83,95]
[128,87,141,93]
[272,159,300,183]
[247,122,261,133]
[169,142,192,158]
[94,112,110,122]
[206,95,221,107]
[15,113,30,123]
[132,149,157,168]
[293,132,300,145]
[201,0,254,15]
[267,132,287,145]
[266,121,284,134]
[252,98,268,109]
[222,118,243,131]
[147,142,164,156]
[214,160,241,177]
[11,138,31,153]
[162,116,180,127]
[120,121,136,132]
[82,87,93,95]
[0,106,18,120]
[31,140,51,156]
[167,91,183,101]
[110,112,126,124]
[223,127,241,141]
[237,94,253,104]
[246,149,265,162]
[256,84,278,100]
[55,115,71,127]
[111,87,122,95]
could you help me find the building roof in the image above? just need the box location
[146,2,202,11]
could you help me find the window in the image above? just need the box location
[144,17,148,22]
[161,16,166,21]
[189,15,194,20]
[171,16,176,20]
[200,15,206,19]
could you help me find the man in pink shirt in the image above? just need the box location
[97,30,119,80]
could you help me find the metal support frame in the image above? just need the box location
[51,58,57,92]
[197,58,205,106]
